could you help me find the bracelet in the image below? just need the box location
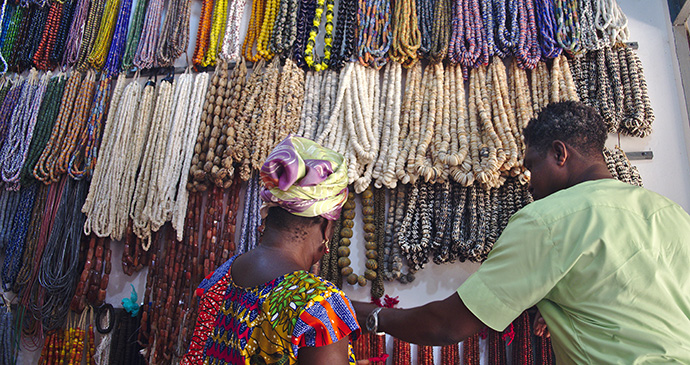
[365,307,384,333]
[96,303,115,334]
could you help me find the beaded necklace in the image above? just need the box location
[250,58,281,172]
[0,77,23,154]
[18,5,49,72]
[222,59,249,173]
[446,64,471,185]
[427,0,451,64]
[291,0,315,67]
[394,62,421,185]
[1,71,49,188]
[373,62,402,189]
[415,62,444,183]
[156,0,190,67]
[0,2,15,73]
[75,0,107,70]
[87,0,123,70]
[417,0,434,56]
[173,72,209,241]
[431,182,453,263]
[389,0,421,66]
[486,0,516,57]
[6,5,29,71]
[269,0,299,56]
[256,0,278,60]
[620,46,653,137]
[201,61,233,187]
[303,0,334,70]
[514,0,541,69]
[357,0,392,68]
[392,338,411,365]
[273,57,305,143]
[133,0,165,70]
[203,0,229,66]
[12,184,48,293]
[54,70,96,178]
[38,178,88,331]
[31,0,64,70]
[594,0,629,45]
[50,0,76,68]
[1,184,38,290]
[554,0,580,53]
[82,74,135,239]
[68,75,112,180]
[120,0,147,71]
[194,0,215,67]
[329,0,357,70]
[102,0,133,76]
[62,0,90,67]
[534,0,562,58]
[2,6,22,69]
[220,0,247,61]
[33,71,81,183]
[448,0,488,67]
[0,189,20,251]
[237,174,261,254]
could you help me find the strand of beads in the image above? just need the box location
[488,328,507,364]
[1,184,38,290]
[393,61,421,185]
[303,0,334,70]
[415,62,444,183]
[447,63,473,185]
[203,0,228,66]
[514,0,541,69]
[357,0,392,68]
[221,58,249,173]
[250,58,281,172]
[329,0,356,70]
[554,0,580,53]
[67,75,115,180]
[431,181,453,263]
[273,58,305,143]
[1,71,48,189]
[133,0,165,70]
[389,0,420,66]
[173,72,209,241]
[291,0,316,67]
[578,0,607,51]
[534,0,562,58]
[86,0,122,70]
[120,0,147,71]
[17,5,49,72]
[102,0,133,76]
[463,333,481,365]
[371,187,386,297]
[372,62,402,189]
[418,344,434,364]
[392,338,411,365]
[237,175,262,254]
[594,0,629,45]
[75,0,106,70]
[448,0,488,68]
[269,0,299,55]
[49,0,77,67]
[233,59,266,180]
[488,57,519,175]
[242,0,267,62]
[31,1,63,70]
[428,0,451,64]
[82,76,140,239]
[441,344,460,365]
[202,61,232,187]
[155,0,191,67]
[530,59,550,113]
[193,0,214,67]
[62,0,89,66]
[12,184,48,293]
[337,189,358,285]
[6,5,30,71]
[619,46,653,137]
[353,65,381,192]
[131,77,174,242]
[220,0,247,61]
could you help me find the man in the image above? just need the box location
[354,101,690,363]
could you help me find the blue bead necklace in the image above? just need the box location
[534,0,562,58]
[103,0,133,77]
[1,183,38,291]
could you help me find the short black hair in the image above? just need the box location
[265,206,325,234]
[523,101,607,156]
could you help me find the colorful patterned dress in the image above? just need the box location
[182,256,360,365]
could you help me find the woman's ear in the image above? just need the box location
[321,219,335,241]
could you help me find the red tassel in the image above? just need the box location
[369,333,387,365]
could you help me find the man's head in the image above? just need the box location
[522,101,609,200]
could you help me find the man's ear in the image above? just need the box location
[552,140,568,167]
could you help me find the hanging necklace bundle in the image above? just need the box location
[593,0,629,45]
[17,5,49,72]
[448,0,488,68]
[242,0,267,62]
[83,76,141,240]
[32,1,65,71]
[220,0,247,61]
[513,0,541,69]
[389,0,421,66]
[372,62,402,189]
[328,0,357,70]
[269,0,300,56]
[87,0,123,70]
[131,75,175,242]
[0,70,46,189]
[203,0,228,66]
[273,58,305,142]
[50,0,77,68]
[250,58,281,172]
[303,0,335,70]
[63,0,90,67]
[220,59,249,180]
[237,174,261,254]
[534,0,562,58]
[554,0,580,53]
[172,72,210,241]
[76,0,107,70]
[357,0,392,68]
[155,0,191,67]
[133,0,165,70]
[2,184,39,291]
[414,62,445,184]
[121,0,147,71]
[102,0,133,76]
[604,146,643,187]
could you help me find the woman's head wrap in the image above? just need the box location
[260,135,348,220]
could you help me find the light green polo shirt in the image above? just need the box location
[457,179,690,364]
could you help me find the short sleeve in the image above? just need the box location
[457,208,567,331]
[291,289,361,353]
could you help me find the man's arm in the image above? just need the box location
[298,337,351,365]
[353,293,485,346]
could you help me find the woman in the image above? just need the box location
[182,136,361,365]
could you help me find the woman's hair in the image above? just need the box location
[265,206,325,232]
[523,101,607,156]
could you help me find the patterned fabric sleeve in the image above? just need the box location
[290,288,361,355]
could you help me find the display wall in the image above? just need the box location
[8,0,690,364]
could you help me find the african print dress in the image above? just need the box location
[181,256,360,365]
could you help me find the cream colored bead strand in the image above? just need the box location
[395,62,422,185]
[173,72,209,241]
[489,58,519,173]
[298,70,317,138]
[415,62,443,183]
[354,66,382,193]
[380,62,402,189]
[316,63,353,148]
[371,62,393,186]
[448,64,473,186]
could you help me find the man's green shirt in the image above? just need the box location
[458,179,690,363]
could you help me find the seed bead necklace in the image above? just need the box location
[1,184,39,290]
[120,0,148,71]
[328,0,357,70]
[0,2,13,73]
[203,0,229,66]
[75,0,107,70]
[18,5,49,72]
[389,0,421,66]
[357,0,393,68]
[50,0,76,68]
[102,0,133,76]
[221,0,247,61]
[62,0,90,67]
[133,0,165,70]
[31,0,64,70]
[155,0,191,67]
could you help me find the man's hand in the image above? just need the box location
[533,310,550,338]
